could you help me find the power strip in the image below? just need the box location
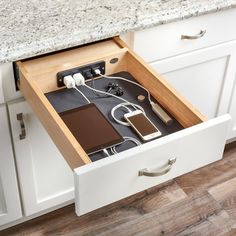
[57,61,105,87]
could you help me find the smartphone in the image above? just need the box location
[124,110,161,141]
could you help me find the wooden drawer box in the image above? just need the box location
[16,37,231,215]
[132,8,236,62]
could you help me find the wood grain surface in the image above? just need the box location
[2,142,236,236]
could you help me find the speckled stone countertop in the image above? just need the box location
[1,0,236,63]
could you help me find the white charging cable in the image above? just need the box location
[72,72,127,103]
[102,148,110,157]
[71,72,148,126]
[93,69,173,126]
[64,73,142,157]
[111,102,145,126]
[71,72,135,107]
[71,72,139,112]
[83,84,147,126]
[94,69,153,103]
[65,73,136,126]
[110,136,141,154]
[83,84,136,107]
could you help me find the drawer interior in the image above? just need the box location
[45,71,183,162]
[16,37,206,169]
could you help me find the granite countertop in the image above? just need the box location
[1,0,236,63]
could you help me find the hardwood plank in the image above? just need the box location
[223,228,236,236]
[175,143,236,196]
[99,193,227,236]
[0,181,186,236]
[130,181,187,214]
[176,210,233,236]
[209,177,236,228]
[208,177,236,203]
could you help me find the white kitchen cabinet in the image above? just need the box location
[131,8,236,140]
[8,100,74,216]
[15,38,230,215]
[0,105,22,226]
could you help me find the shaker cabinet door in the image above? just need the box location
[8,100,74,216]
[0,105,22,226]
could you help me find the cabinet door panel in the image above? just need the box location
[9,100,74,216]
[158,56,227,118]
[150,41,236,120]
[0,105,22,226]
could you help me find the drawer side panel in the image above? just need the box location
[18,64,91,169]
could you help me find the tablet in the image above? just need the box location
[59,103,124,155]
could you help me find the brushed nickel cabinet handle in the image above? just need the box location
[17,113,26,140]
[139,157,176,177]
[181,30,206,40]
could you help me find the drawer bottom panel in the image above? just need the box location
[45,71,183,162]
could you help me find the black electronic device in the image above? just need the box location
[106,82,124,96]
[106,82,119,92]
[59,103,124,155]
[112,87,124,96]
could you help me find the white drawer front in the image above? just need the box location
[133,8,236,62]
[74,115,230,215]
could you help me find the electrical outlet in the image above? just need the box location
[57,61,105,87]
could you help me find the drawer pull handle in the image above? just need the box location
[181,30,206,40]
[139,157,176,177]
[17,113,26,140]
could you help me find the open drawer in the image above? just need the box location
[16,37,231,216]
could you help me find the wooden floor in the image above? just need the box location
[2,142,236,236]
